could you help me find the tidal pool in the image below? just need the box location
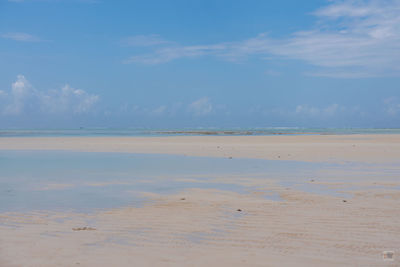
[0,150,390,213]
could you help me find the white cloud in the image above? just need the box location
[225,0,400,77]
[1,75,99,116]
[4,75,35,115]
[312,0,386,18]
[40,85,99,114]
[1,32,41,42]
[125,0,400,78]
[188,97,213,116]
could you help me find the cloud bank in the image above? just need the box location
[0,75,99,116]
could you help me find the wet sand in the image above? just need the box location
[0,134,400,163]
[0,135,399,266]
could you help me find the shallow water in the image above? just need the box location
[0,150,394,212]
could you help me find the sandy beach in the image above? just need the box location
[0,134,399,266]
[1,134,400,163]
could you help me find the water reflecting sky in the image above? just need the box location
[0,150,396,213]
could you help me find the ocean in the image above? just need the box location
[1,127,400,137]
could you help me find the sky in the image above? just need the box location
[0,0,400,129]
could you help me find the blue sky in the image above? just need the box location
[0,0,400,128]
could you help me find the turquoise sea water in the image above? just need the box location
[1,128,400,137]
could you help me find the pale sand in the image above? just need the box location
[0,135,399,266]
[0,134,400,163]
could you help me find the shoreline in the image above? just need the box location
[2,128,400,138]
[1,134,400,266]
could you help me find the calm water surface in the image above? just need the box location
[0,150,395,213]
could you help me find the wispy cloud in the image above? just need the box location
[150,105,167,116]
[124,44,227,64]
[1,75,99,116]
[120,34,171,47]
[1,32,42,42]
[383,97,400,115]
[121,98,214,117]
[188,97,213,116]
[124,0,400,78]
[295,104,343,117]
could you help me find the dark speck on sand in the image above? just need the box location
[72,227,96,231]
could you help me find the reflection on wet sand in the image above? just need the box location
[0,135,400,266]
